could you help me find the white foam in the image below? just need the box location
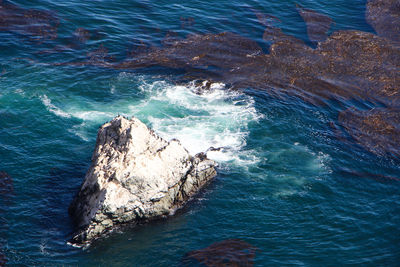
[39,75,262,167]
[40,95,71,118]
[68,123,90,142]
[138,80,262,166]
[71,110,115,121]
[15,88,25,96]
[39,240,49,256]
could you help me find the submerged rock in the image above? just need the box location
[69,116,217,246]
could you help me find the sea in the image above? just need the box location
[0,0,399,266]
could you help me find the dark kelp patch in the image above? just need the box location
[296,4,333,43]
[73,27,91,45]
[249,7,282,27]
[366,0,400,44]
[0,1,59,43]
[115,26,400,106]
[182,239,257,267]
[338,108,400,158]
[117,32,263,74]
[3,1,398,158]
[24,1,397,110]
[337,167,400,182]
[230,30,400,106]
[180,17,195,29]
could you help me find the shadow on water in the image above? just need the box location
[42,164,88,232]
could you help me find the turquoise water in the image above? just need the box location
[1,0,399,266]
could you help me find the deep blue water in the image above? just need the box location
[0,0,399,266]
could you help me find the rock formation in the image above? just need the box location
[69,116,217,247]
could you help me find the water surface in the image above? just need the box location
[0,0,399,266]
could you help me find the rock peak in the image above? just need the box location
[69,116,217,247]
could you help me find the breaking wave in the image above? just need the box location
[39,74,262,167]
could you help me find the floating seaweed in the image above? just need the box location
[161,30,179,47]
[87,44,114,65]
[35,1,397,111]
[180,17,195,29]
[127,39,153,58]
[73,27,91,45]
[182,239,257,267]
[37,27,104,55]
[117,27,400,107]
[112,9,400,158]
[249,7,281,27]
[262,23,303,44]
[50,43,114,67]
[8,1,397,157]
[296,4,333,43]
[337,167,400,182]
[0,0,59,43]
[366,0,400,44]
[117,31,263,75]
[338,108,400,158]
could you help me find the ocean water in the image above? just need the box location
[0,0,399,266]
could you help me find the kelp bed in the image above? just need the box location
[0,0,399,263]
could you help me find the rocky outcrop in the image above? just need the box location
[68,116,217,247]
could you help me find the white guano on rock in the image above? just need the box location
[68,116,217,247]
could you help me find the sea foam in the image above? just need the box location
[40,95,71,118]
[39,74,262,167]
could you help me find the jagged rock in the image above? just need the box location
[69,116,217,247]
